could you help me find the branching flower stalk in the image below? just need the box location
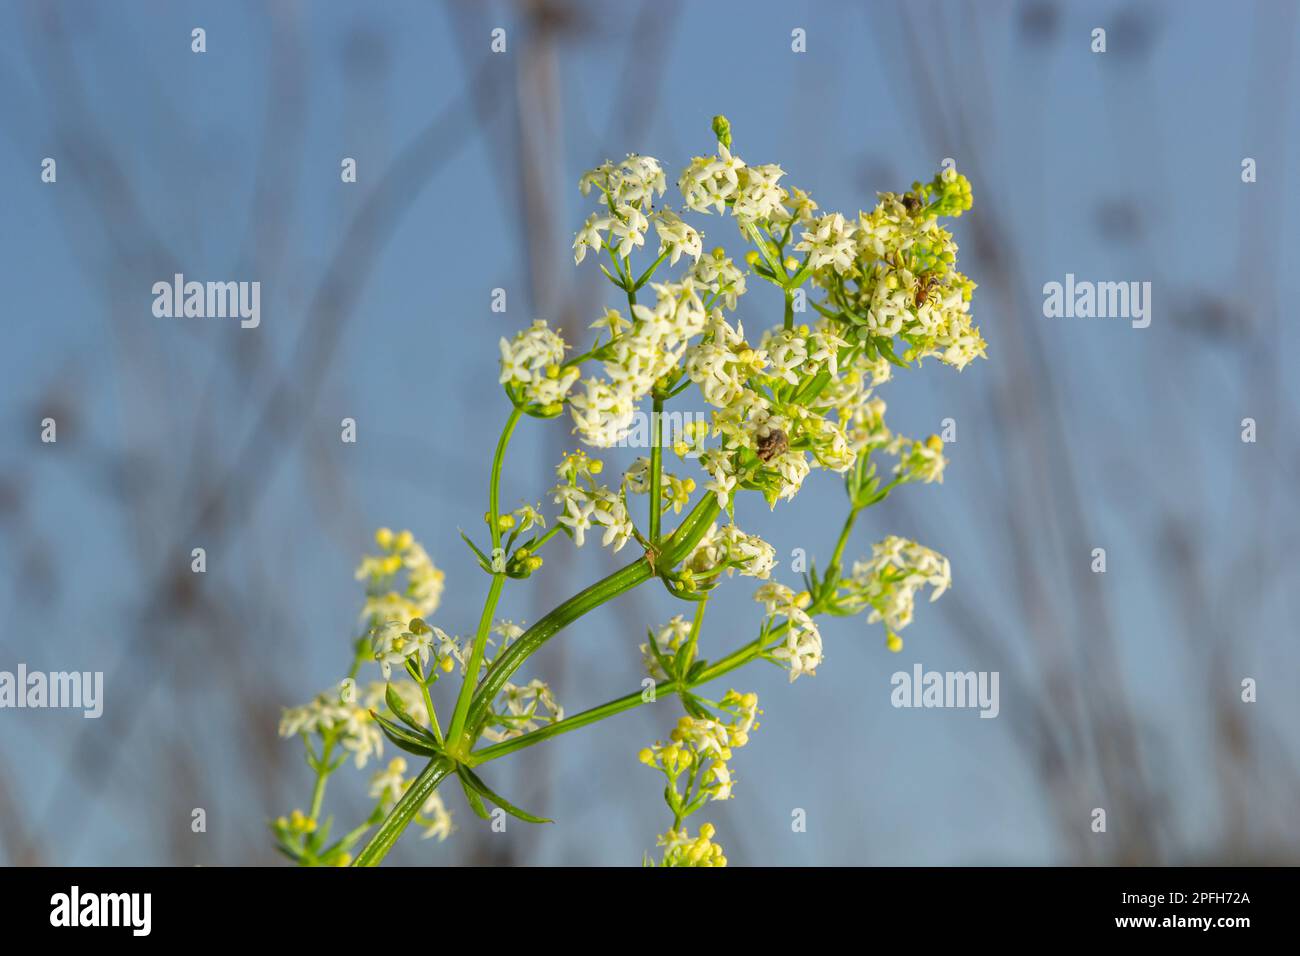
[273,116,985,867]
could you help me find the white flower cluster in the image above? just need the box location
[623,458,696,515]
[498,320,580,411]
[639,692,758,806]
[678,144,788,227]
[569,280,710,446]
[843,536,951,649]
[369,617,459,679]
[551,451,635,551]
[810,170,984,371]
[278,679,428,769]
[354,528,446,627]
[754,582,824,682]
[573,154,675,264]
[479,678,565,744]
[680,522,777,583]
[890,434,947,485]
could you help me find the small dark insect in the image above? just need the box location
[756,428,788,463]
[902,194,922,214]
[914,275,938,307]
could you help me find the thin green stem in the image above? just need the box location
[472,618,778,764]
[465,493,720,736]
[683,594,708,669]
[447,572,505,750]
[825,506,860,580]
[649,396,664,543]
[746,222,786,281]
[415,663,443,745]
[489,408,523,550]
[308,738,334,821]
[448,408,522,750]
[633,249,669,290]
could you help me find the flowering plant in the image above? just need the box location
[273,116,984,867]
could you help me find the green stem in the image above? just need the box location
[447,573,505,750]
[825,506,860,580]
[649,396,664,543]
[308,738,334,821]
[783,288,794,331]
[489,408,523,550]
[414,662,444,745]
[351,757,454,867]
[448,407,521,749]
[465,494,719,736]
[472,619,777,764]
[682,594,708,670]
[633,249,669,290]
[746,222,786,281]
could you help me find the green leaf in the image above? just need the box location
[672,640,696,677]
[681,692,712,720]
[370,711,441,758]
[459,531,491,568]
[385,682,426,736]
[645,628,675,679]
[273,842,303,864]
[456,767,491,820]
[458,766,553,824]
[876,336,910,368]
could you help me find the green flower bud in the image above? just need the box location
[711,115,732,149]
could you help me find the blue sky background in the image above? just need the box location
[1,0,1297,865]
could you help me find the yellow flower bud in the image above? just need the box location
[700,822,716,840]
[439,656,455,673]
[394,530,413,551]
[496,513,516,531]
[375,527,394,549]
[589,459,604,475]
[925,434,943,452]
[744,249,761,267]
[887,632,903,653]
[638,748,655,766]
